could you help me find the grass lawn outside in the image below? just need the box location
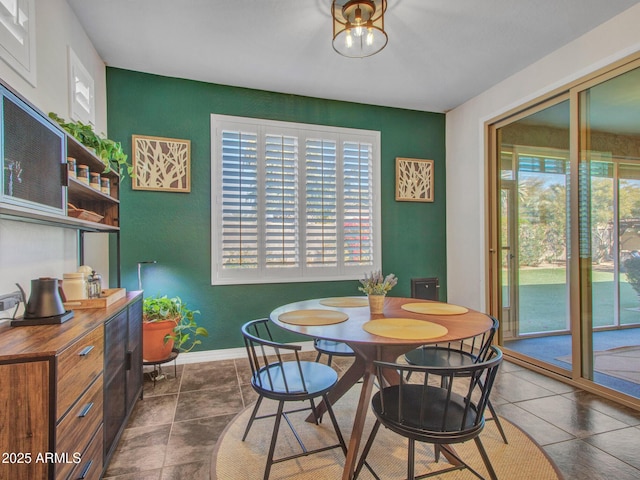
[513,267,640,334]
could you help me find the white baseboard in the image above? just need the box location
[168,341,316,365]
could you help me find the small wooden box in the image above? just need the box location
[64,288,126,310]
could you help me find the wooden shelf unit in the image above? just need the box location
[66,135,121,230]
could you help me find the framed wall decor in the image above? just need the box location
[132,135,191,192]
[395,157,434,202]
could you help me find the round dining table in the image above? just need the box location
[270,295,494,480]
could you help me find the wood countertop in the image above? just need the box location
[0,290,142,362]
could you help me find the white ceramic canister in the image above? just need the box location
[63,272,87,300]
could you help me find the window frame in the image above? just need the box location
[210,114,381,285]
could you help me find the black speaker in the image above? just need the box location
[410,277,440,301]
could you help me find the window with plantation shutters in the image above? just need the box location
[211,114,381,285]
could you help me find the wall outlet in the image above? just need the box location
[0,291,22,311]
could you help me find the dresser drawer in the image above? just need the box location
[66,425,103,480]
[55,374,103,480]
[57,327,104,419]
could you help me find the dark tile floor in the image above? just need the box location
[103,354,640,480]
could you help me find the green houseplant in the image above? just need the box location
[48,112,133,177]
[142,295,208,362]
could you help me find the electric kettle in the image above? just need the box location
[13,278,74,326]
[25,277,66,318]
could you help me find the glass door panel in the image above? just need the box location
[498,99,572,372]
[619,164,640,327]
[579,66,640,397]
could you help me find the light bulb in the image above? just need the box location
[353,5,364,36]
[366,28,374,46]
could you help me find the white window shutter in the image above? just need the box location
[221,130,258,269]
[305,138,338,267]
[343,141,374,266]
[212,115,380,285]
[264,134,299,269]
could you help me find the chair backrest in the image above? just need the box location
[470,316,499,363]
[374,345,503,438]
[241,318,309,395]
[433,316,499,362]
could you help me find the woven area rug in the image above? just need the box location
[212,386,563,479]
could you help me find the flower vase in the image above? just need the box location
[368,294,385,314]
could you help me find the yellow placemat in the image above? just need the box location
[278,309,349,326]
[362,318,448,340]
[319,297,369,308]
[401,302,469,315]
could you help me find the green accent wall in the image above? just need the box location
[106,68,446,351]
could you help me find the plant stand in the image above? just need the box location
[143,348,179,388]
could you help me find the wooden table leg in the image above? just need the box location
[342,365,376,480]
[308,343,425,480]
[305,352,367,422]
[341,344,408,480]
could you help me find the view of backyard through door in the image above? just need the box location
[494,63,640,401]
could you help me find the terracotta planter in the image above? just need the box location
[368,294,386,314]
[143,319,177,362]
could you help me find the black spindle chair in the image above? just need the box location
[313,338,355,366]
[403,316,508,444]
[241,318,347,480]
[355,346,504,480]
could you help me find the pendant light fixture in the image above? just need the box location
[332,0,387,58]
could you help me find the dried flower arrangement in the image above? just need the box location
[358,270,398,296]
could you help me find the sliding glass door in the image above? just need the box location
[496,99,572,373]
[578,65,640,396]
[490,58,640,402]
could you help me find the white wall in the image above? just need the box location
[446,3,640,312]
[0,0,107,312]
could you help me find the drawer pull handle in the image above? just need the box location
[78,345,94,356]
[78,402,94,418]
[78,460,92,479]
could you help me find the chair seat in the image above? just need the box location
[252,361,338,400]
[314,339,355,356]
[372,384,482,442]
[404,345,476,368]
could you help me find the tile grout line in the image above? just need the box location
[160,361,187,475]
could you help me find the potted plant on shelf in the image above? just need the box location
[48,112,133,178]
[358,270,398,314]
[142,294,208,362]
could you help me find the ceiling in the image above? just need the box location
[67,0,639,113]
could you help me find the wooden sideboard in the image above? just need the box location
[0,291,143,480]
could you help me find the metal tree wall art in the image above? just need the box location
[132,135,191,192]
[395,157,434,202]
